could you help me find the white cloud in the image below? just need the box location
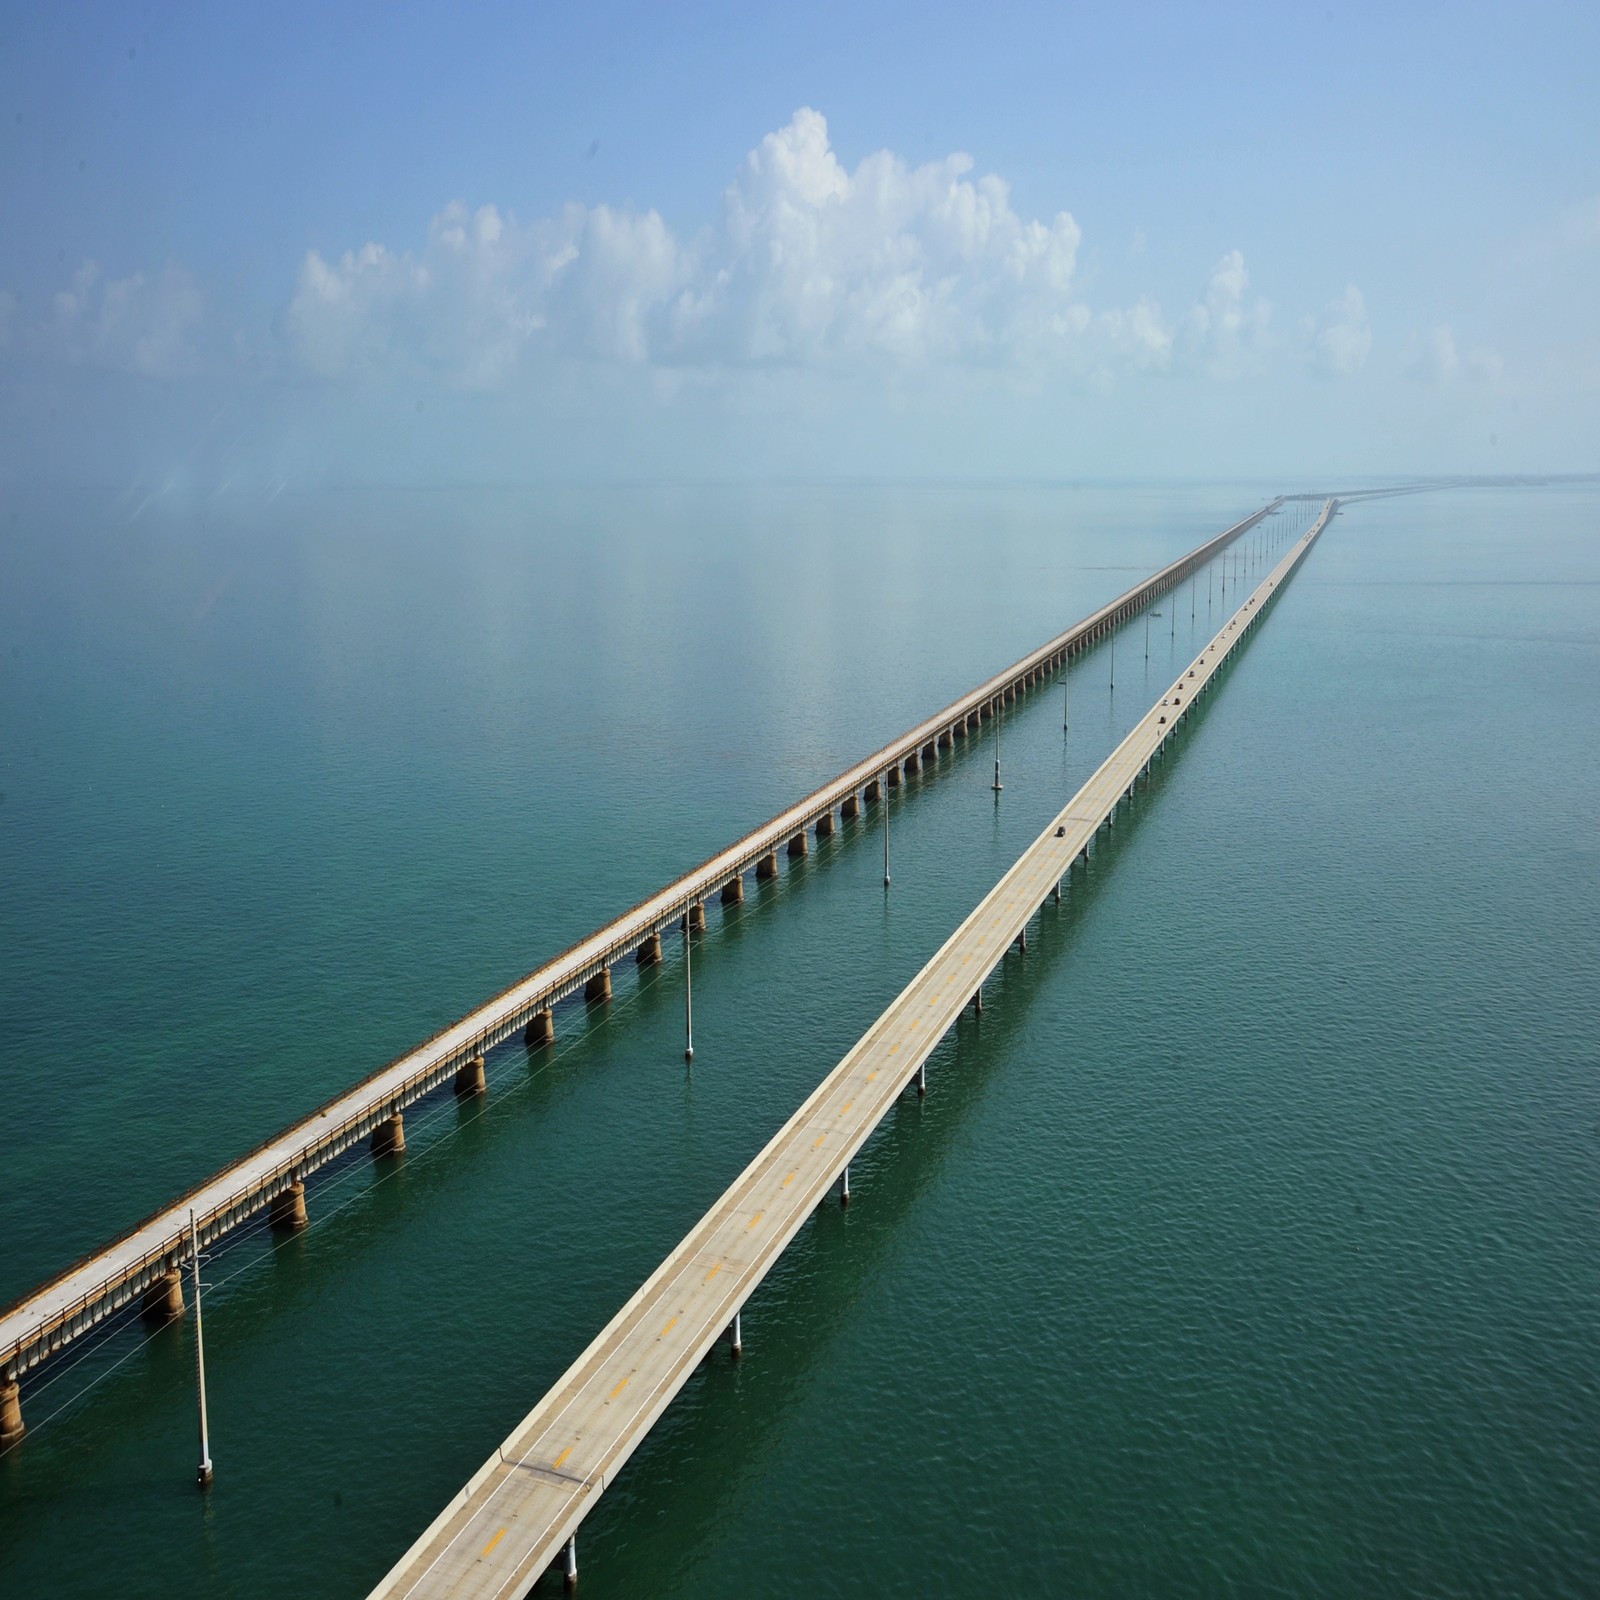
[1180,250,1272,378]
[51,260,205,377]
[1304,284,1371,376]
[1406,323,1502,385]
[285,108,1094,381]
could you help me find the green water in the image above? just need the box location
[1,484,1595,1597]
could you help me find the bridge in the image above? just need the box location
[367,501,1336,1597]
[0,497,1287,1445]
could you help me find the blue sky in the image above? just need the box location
[1,0,1596,486]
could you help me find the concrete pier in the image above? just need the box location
[525,1010,554,1048]
[787,831,808,858]
[938,730,953,750]
[815,809,835,838]
[903,752,919,776]
[887,766,901,788]
[863,779,882,803]
[841,793,860,820]
[636,932,663,966]
[140,1268,184,1324]
[454,1055,487,1097]
[584,970,612,1005]
[371,1113,406,1158]
[756,851,779,880]
[720,877,744,906]
[270,1180,307,1232]
[0,1379,21,1446]
[687,902,707,933]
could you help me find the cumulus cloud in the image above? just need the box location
[286,108,1092,381]
[1406,324,1502,384]
[1304,284,1371,376]
[51,260,205,377]
[1180,250,1272,378]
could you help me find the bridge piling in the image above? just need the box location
[787,832,808,859]
[0,1378,21,1445]
[371,1113,406,1158]
[141,1267,184,1324]
[562,1535,577,1592]
[755,851,779,880]
[815,809,835,838]
[686,902,707,933]
[584,970,612,1006]
[525,1010,554,1049]
[270,1180,307,1231]
[454,1055,487,1097]
[841,793,860,820]
[720,876,744,905]
[727,1311,742,1360]
[840,1166,851,1207]
[636,932,663,966]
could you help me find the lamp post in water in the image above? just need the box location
[191,1211,212,1491]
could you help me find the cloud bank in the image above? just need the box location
[280,109,1292,390]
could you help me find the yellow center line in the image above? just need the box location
[481,1528,508,1559]
[782,1169,798,1188]
[867,1071,878,1082]
[609,1376,631,1401]
[842,1101,853,1115]
[747,1210,765,1230]
[812,1133,827,1150]
[705,1262,722,1284]
[553,1446,573,1470]
[657,1318,677,1340]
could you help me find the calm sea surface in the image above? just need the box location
[0,482,1595,1597]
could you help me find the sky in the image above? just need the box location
[0,0,1596,487]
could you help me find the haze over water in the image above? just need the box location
[1,481,1596,1597]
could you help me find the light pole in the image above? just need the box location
[191,1211,213,1491]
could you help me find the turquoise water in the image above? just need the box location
[1,483,1595,1596]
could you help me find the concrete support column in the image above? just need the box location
[0,1379,22,1446]
[916,1060,927,1096]
[636,932,663,967]
[1017,925,1028,952]
[525,1009,554,1048]
[721,876,745,905]
[903,752,919,777]
[815,809,835,838]
[787,831,808,858]
[886,766,901,788]
[454,1054,487,1096]
[921,741,937,763]
[687,902,708,933]
[840,1166,851,1207]
[938,729,953,750]
[371,1112,406,1157]
[756,851,780,879]
[562,1535,578,1593]
[585,968,612,1004]
[141,1267,185,1324]
[727,1311,743,1360]
[841,793,860,820]
[972,986,984,1014]
[270,1180,308,1232]
[863,779,882,803]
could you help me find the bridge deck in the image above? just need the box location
[0,502,1279,1388]
[369,502,1334,1599]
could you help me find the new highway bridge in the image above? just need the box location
[0,497,1294,1445]
[368,501,1336,1596]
